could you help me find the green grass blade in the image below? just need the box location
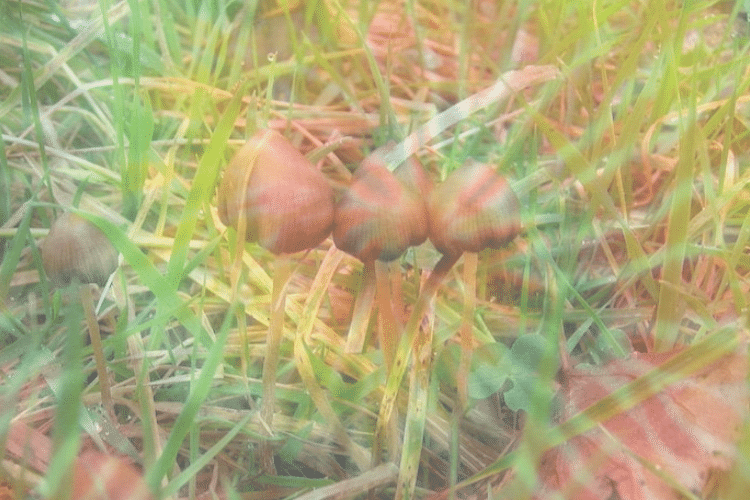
[0,202,35,303]
[37,295,84,499]
[146,302,236,493]
[293,247,370,471]
[165,84,244,287]
[654,96,698,351]
[163,412,254,497]
[75,210,212,348]
[395,313,433,498]
[0,120,10,230]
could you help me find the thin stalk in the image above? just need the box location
[229,193,251,403]
[373,252,460,466]
[259,256,293,475]
[389,260,405,321]
[449,251,477,495]
[654,119,696,351]
[344,260,377,354]
[79,283,112,415]
[236,307,249,401]
[395,322,433,499]
[375,259,401,370]
[448,405,460,500]
[398,252,472,498]
[457,252,477,409]
[127,329,160,470]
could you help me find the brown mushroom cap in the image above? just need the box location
[217,129,335,255]
[41,212,119,288]
[427,161,520,256]
[333,154,431,262]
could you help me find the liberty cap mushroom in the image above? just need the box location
[216,128,335,476]
[333,153,431,262]
[427,161,521,411]
[372,162,521,467]
[427,161,521,256]
[334,150,432,364]
[217,128,335,254]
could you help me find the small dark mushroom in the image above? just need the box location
[41,211,119,414]
[42,212,119,288]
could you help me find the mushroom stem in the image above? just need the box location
[389,261,405,324]
[259,255,294,475]
[79,282,113,415]
[373,251,460,465]
[375,260,402,370]
[457,252,478,410]
[344,260,377,354]
[448,252,478,492]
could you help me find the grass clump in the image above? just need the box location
[2,0,750,499]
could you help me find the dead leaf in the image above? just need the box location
[5,420,53,474]
[532,346,749,500]
[72,451,153,500]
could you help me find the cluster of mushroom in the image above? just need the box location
[217,128,521,262]
[216,127,522,323]
[41,128,522,366]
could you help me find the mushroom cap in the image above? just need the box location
[428,162,520,255]
[217,129,335,255]
[41,212,119,288]
[333,154,430,262]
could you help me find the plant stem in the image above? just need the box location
[398,252,470,499]
[448,251,477,495]
[457,252,477,409]
[373,252,460,466]
[79,283,113,415]
[654,120,696,351]
[375,259,401,370]
[389,260,405,324]
[259,255,293,475]
[344,260,376,354]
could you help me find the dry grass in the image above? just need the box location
[1,0,750,499]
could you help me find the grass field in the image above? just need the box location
[2,0,750,499]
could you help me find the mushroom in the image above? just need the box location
[333,154,430,263]
[373,161,522,466]
[216,128,334,475]
[41,212,119,414]
[428,161,521,406]
[427,161,520,256]
[333,151,431,367]
[217,129,335,255]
